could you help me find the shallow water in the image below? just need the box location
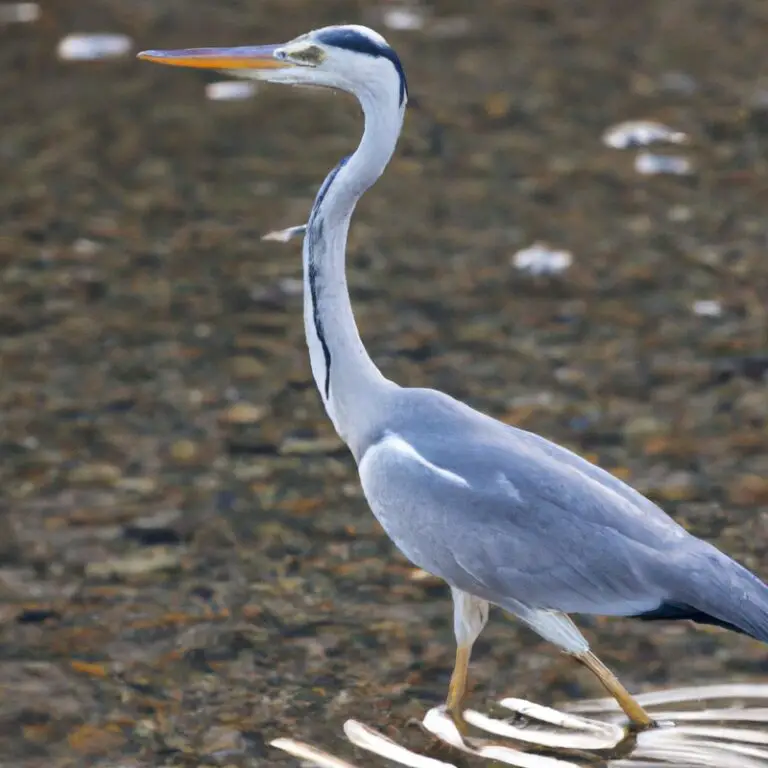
[1,1,768,766]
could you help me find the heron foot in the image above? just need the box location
[420,703,660,765]
[446,705,471,739]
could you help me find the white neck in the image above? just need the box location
[302,85,404,454]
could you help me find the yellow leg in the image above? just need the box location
[445,644,471,736]
[573,650,656,731]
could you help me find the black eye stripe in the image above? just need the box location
[314,28,408,106]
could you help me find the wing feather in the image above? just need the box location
[358,389,691,617]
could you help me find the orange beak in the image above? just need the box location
[137,44,292,70]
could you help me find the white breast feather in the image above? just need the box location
[381,433,470,488]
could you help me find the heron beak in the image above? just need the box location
[136,44,292,70]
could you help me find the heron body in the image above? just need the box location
[139,25,768,740]
[359,387,768,640]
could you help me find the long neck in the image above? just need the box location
[303,88,403,453]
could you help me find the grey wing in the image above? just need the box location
[358,390,692,619]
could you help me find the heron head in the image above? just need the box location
[138,24,407,107]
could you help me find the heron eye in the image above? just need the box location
[289,45,325,65]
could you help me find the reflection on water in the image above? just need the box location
[602,119,693,177]
[512,243,573,277]
[56,33,132,61]
[602,120,688,150]
[275,683,768,767]
[205,81,259,101]
[635,152,694,177]
[370,4,470,39]
[381,7,426,32]
[0,1,38,23]
[692,300,723,318]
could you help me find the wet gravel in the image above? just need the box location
[2,1,768,765]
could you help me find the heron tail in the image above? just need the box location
[633,543,768,644]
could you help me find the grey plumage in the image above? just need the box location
[358,386,768,644]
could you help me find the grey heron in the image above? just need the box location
[138,25,768,745]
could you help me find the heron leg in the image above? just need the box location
[510,609,656,736]
[445,644,471,734]
[572,650,656,731]
[446,588,489,735]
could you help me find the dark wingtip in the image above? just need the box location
[631,601,758,639]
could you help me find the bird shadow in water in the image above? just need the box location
[271,683,768,768]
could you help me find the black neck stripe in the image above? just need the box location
[306,156,350,400]
[307,251,332,399]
